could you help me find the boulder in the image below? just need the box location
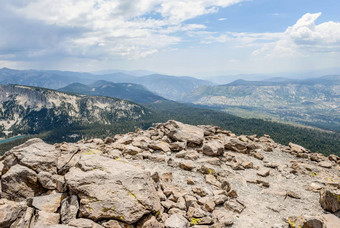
[137,215,164,228]
[202,140,224,156]
[65,154,161,224]
[3,138,58,174]
[32,193,66,213]
[319,188,340,212]
[68,218,103,228]
[322,214,340,228]
[212,209,233,226]
[0,199,26,227]
[288,216,324,228]
[149,141,171,152]
[1,164,45,201]
[37,171,66,192]
[164,214,189,228]
[164,121,204,146]
[289,143,308,154]
[60,195,80,224]
[10,207,34,228]
[318,161,333,169]
[31,211,60,228]
[224,137,247,153]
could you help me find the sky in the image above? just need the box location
[0,0,340,78]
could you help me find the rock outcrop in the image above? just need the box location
[0,120,339,227]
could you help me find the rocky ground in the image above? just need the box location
[0,120,339,228]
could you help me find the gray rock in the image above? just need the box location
[32,193,66,213]
[164,121,204,146]
[164,214,189,228]
[212,209,233,226]
[65,154,161,224]
[37,172,67,192]
[60,195,79,224]
[4,138,58,174]
[10,207,34,228]
[319,188,340,212]
[1,164,44,201]
[0,199,26,228]
[136,215,164,228]
[31,211,60,228]
[68,218,104,228]
[202,140,224,156]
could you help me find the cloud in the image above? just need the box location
[254,12,340,57]
[0,0,244,62]
[202,12,340,57]
[218,18,227,21]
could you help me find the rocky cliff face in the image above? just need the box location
[0,85,148,133]
[0,120,339,228]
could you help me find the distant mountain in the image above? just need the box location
[0,84,149,134]
[130,74,214,101]
[59,80,166,103]
[0,68,213,101]
[0,68,94,89]
[186,75,340,131]
[93,69,157,76]
[92,73,214,101]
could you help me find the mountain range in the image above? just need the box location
[0,68,212,101]
[186,75,340,131]
[59,81,166,104]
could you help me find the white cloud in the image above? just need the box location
[218,18,227,21]
[3,0,244,60]
[201,12,340,58]
[253,13,340,57]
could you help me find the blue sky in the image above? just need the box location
[0,0,340,78]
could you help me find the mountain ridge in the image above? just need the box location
[0,84,149,134]
[59,80,166,103]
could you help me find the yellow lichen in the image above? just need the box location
[310,172,318,176]
[190,218,201,225]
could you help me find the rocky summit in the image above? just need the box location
[0,120,339,228]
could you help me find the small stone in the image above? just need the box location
[161,172,173,182]
[175,151,186,158]
[286,190,301,199]
[179,161,195,171]
[251,152,264,160]
[257,169,270,177]
[164,214,189,228]
[187,206,207,218]
[227,190,238,198]
[187,177,195,185]
[224,199,245,213]
[192,187,208,197]
[256,179,270,188]
[241,161,253,169]
[205,175,220,187]
[318,161,333,168]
